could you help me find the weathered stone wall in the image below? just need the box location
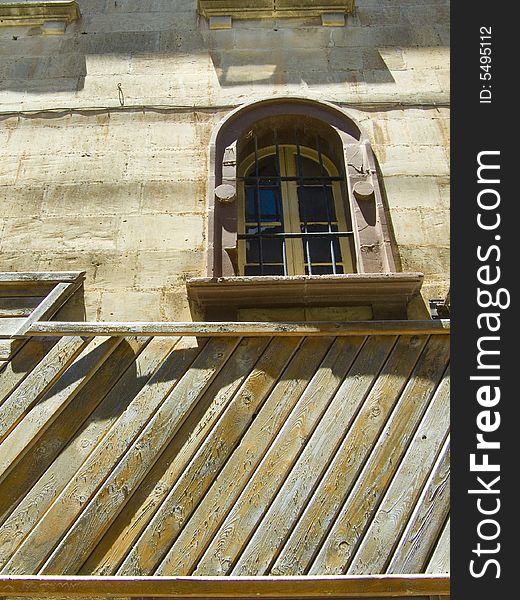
[0,0,450,320]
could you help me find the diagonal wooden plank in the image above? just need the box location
[0,336,90,442]
[195,336,373,575]
[39,337,241,574]
[231,335,397,576]
[0,337,122,486]
[347,367,450,574]
[0,337,154,563]
[309,337,449,575]
[0,335,202,575]
[83,336,274,575]
[154,337,336,576]
[15,282,81,337]
[426,518,450,574]
[386,437,451,574]
[117,336,303,577]
[271,334,430,576]
[0,337,58,408]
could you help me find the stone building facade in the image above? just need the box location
[0,0,450,322]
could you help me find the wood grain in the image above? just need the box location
[117,336,303,576]
[271,335,430,576]
[347,367,450,574]
[309,336,449,574]
[386,437,450,574]
[0,337,153,564]
[1,336,201,575]
[39,338,241,574]
[83,336,272,575]
[231,335,398,576]
[154,337,335,576]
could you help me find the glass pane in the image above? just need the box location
[297,155,324,177]
[245,225,284,264]
[298,186,336,223]
[305,237,342,265]
[246,154,278,177]
[305,265,342,275]
[246,187,282,222]
[245,264,285,276]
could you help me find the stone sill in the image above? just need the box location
[187,273,424,320]
[0,1,80,27]
[198,0,355,20]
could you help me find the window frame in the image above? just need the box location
[237,144,356,276]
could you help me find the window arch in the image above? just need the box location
[206,97,399,279]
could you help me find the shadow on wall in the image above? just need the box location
[0,1,448,94]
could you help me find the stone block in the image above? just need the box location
[0,185,45,217]
[134,250,205,288]
[1,216,120,252]
[140,180,206,215]
[43,182,141,216]
[117,214,205,251]
[99,289,162,321]
[383,176,447,210]
[389,208,450,247]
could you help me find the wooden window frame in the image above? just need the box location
[238,145,355,276]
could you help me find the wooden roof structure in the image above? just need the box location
[0,274,449,599]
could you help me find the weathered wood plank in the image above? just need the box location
[347,367,450,574]
[154,337,336,576]
[0,337,153,561]
[0,337,122,487]
[387,438,451,574]
[0,285,56,298]
[426,518,450,574]
[0,338,58,408]
[117,336,304,576]
[0,336,91,443]
[39,338,241,574]
[271,334,430,576]
[231,335,397,576]
[27,321,451,338]
[83,336,274,575]
[0,337,203,575]
[14,283,79,337]
[0,297,43,317]
[0,339,25,361]
[0,273,85,284]
[194,336,369,575]
[309,337,449,574]
[0,319,26,336]
[0,574,450,598]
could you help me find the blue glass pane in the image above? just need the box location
[246,188,282,222]
[304,237,342,264]
[298,186,336,223]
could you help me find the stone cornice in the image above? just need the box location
[198,0,356,20]
[0,1,80,27]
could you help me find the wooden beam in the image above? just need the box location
[0,575,450,597]
[14,281,81,337]
[26,320,450,338]
[0,272,85,284]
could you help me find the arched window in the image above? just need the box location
[238,137,355,276]
[187,99,423,322]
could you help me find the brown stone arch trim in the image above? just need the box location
[207,96,397,277]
